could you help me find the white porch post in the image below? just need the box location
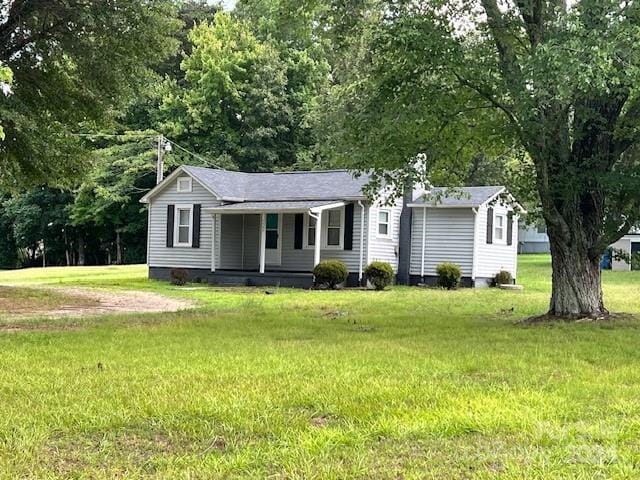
[259,212,266,274]
[313,211,322,267]
[420,207,427,278]
[211,214,216,272]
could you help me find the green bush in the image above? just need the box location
[436,262,461,290]
[313,260,348,289]
[170,268,189,286]
[493,270,513,286]
[364,261,395,290]
[632,253,640,271]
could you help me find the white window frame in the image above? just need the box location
[177,176,193,193]
[376,208,392,239]
[493,212,507,244]
[303,207,345,250]
[324,207,345,250]
[303,213,317,249]
[174,204,193,247]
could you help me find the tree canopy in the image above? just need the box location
[320,0,640,316]
[0,0,181,188]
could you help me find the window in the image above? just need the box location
[536,222,546,234]
[494,213,506,243]
[177,176,192,193]
[306,215,317,247]
[304,207,344,249]
[265,213,279,249]
[174,205,192,246]
[377,209,391,238]
[326,209,342,247]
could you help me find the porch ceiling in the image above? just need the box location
[203,200,345,214]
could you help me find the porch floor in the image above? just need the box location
[208,270,314,288]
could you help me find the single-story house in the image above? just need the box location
[141,166,522,288]
[610,232,640,271]
[518,223,551,254]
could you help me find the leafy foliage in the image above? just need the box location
[364,261,394,290]
[494,270,514,287]
[0,0,181,188]
[320,1,640,315]
[0,62,11,140]
[436,263,461,290]
[313,260,348,289]
[161,12,301,172]
[170,268,189,286]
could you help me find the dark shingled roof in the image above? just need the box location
[410,186,505,207]
[183,166,370,201]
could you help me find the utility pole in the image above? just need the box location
[156,134,172,184]
[156,134,165,184]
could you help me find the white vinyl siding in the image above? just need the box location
[148,175,220,269]
[409,208,475,277]
[367,202,402,271]
[475,203,518,283]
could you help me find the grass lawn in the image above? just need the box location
[1,255,640,479]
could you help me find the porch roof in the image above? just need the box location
[203,200,345,214]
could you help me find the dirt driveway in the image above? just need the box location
[1,286,195,319]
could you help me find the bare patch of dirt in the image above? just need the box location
[44,287,195,317]
[0,286,98,314]
[0,287,195,327]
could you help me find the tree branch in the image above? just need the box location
[515,0,543,47]
[480,0,522,91]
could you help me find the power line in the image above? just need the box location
[70,132,227,171]
[163,138,225,170]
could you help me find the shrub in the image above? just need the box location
[632,253,640,271]
[493,270,513,286]
[170,268,189,286]
[364,261,395,290]
[313,260,348,289]
[436,262,461,290]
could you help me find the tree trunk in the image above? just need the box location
[77,236,85,266]
[547,226,607,318]
[64,230,71,266]
[115,231,123,265]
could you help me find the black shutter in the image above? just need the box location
[166,205,175,248]
[344,203,354,250]
[486,207,494,244]
[192,204,201,248]
[294,213,303,249]
[507,212,513,246]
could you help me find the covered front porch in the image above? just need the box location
[204,200,364,287]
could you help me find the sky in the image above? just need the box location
[219,0,238,10]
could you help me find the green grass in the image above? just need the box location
[1,255,640,479]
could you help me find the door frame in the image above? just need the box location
[265,213,282,266]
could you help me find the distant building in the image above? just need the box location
[610,232,640,271]
[518,222,550,254]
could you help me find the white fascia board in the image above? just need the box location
[407,203,478,209]
[309,201,347,213]
[482,188,527,214]
[139,166,223,203]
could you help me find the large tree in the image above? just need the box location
[160,12,299,172]
[0,0,180,188]
[323,0,640,318]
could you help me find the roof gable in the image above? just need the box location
[144,166,371,203]
[409,186,506,208]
